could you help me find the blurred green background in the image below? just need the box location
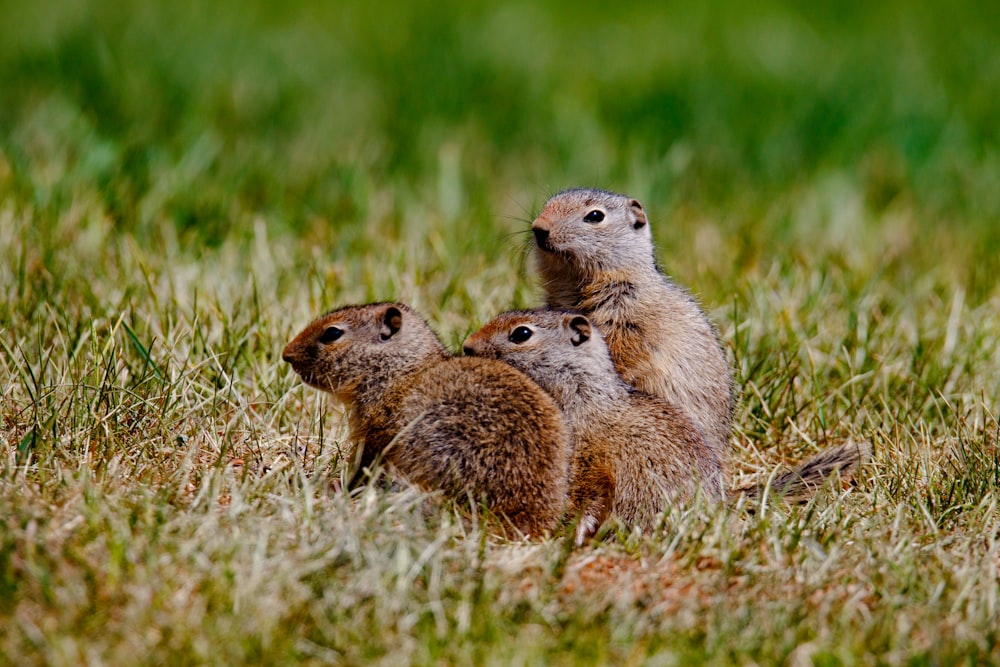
[2,0,998,298]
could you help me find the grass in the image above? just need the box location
[2,0,999,663]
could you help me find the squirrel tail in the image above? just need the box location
[735,441,870,504]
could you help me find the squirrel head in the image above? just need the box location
[283,302,446,400]
[463,309,624,407]
[531,189,654,279]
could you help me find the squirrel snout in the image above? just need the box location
[462,344,475,356]
[531,227,552,250]
[281,345,296,364]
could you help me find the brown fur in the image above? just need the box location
[531,189,735,464]
[464,309,723,544]
[283,302,571,538]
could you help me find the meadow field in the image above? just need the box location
[2,0,999,663]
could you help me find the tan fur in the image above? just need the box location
[283,302,571,538]
[464,309,724,544]
[531,189,734,463]
[464,309,868,542]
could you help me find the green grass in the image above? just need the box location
[2,0,999,663]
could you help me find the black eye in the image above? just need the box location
[583,210,605,223]
[319,326,343,343]
[509,326,533,343]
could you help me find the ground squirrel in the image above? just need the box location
[531,188,734,462]
[282,302,571,538]
[464,308,724,544]
[464,309,866,544]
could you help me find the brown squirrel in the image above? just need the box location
[531,188,735,465]
[464,309,866,544]
[282,302,571,538]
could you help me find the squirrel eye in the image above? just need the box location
[319,326,344,343]
[583,209,605,223]
[509,326,533,343]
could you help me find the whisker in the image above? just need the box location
[514,235,535,279]
[505,189,544,222]
[498,213,534,228]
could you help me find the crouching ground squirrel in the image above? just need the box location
[464,309,866,544]
[531,188,735,462]
[464,308,723,544]
[282,302,571,538]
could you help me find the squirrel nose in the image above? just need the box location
[281,345,295,363]
[532,227,549,247]
[462,345,475,356]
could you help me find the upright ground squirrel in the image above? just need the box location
[532,188,734,462]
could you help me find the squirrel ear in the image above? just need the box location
[567,315,591,347]
[630,199,647,229]
[380,306,403,340]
